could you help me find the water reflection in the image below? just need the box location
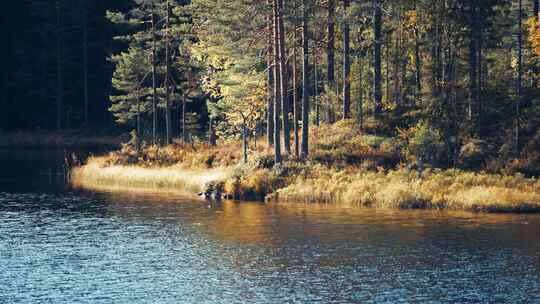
[1,148,540,303]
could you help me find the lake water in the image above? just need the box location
[1,148,540,303]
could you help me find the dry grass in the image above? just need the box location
[71,120,540,212]
[71,156,233,195]
[272,167,540,212]
[310,120,401,168]
[101,139,269,169]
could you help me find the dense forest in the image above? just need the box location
[3,0,540,176]
[0,0,133,130]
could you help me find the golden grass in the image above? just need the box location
[71,120,540,212]
[272,167,540,212]
[101,139,270,169]
[71,156,233,195]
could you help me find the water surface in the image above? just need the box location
[1,148,539,303]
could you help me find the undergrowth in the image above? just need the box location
[72,120,540,212]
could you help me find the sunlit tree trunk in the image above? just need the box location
[151,5,157,145]
[293,0,300,158]
[468,1,478,125]
[315,54,320,126]
[373,0,382,116]
[399,3,407,107]
[182,93,187,142]
[242,116,248,163]
[273,0,282,164]
[165,0,172,144]
[136,82,141,138]
[357,62,363,129]
[515,0,523,156]
[532,0,539,88]
[342,0,351,119]
[209,117,216,146]
[277,0,291,155]
[267,0,274,147]
[301,0,310,158]
[414,0,421,105]
[327,0,335,122]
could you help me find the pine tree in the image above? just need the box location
[110,46,151,134]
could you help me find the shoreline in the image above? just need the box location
[69,121,540,214]
[71,157,540,214]
[71,158,233,199]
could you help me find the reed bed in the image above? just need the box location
[71,156,233,195]
[272,168,540,212]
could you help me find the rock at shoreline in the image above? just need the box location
[201,181,224,202]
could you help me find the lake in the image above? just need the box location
[1,148,539,303]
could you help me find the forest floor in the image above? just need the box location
[71,120,540,213]
[0,128,126,148]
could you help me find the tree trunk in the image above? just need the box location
[315,54,320,126]
[414,0,421,105]
[398,4,406,106]
[242,120,248,163]
[327,0,335,86]
[136,87,141,138]
[82,0,88,126]
[278,0,291,155]
[182,94,187,142]
[515,0,523,156]
[273,0,282,164]
[301,0,310,158]
[151,6,157,145]
[267,0,274,147]
[209,117,216,146]
[342,0,351,119]
[468,2,478,124]
[477,6,483,132]
[357,62,363,129]
[326,0,335,123]
[399,3,407,106]
[393,36,400,103]
[165,0,172,145]
[56,0,63,131]
[385,46,390,103]
[373,0,382,116]
[293,0,300,158]
[532,0,539,88]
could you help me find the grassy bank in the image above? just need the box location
[272,167,540,213]
[0,129,125,148]
[71,156,232,196]
[71,120,540,213]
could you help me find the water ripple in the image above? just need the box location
[0,192,539,303]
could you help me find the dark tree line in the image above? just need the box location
[0,0,133,131]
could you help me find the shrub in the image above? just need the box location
[458,137,492,170]
[398,121,443,169]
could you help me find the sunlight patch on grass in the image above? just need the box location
[71,156,233,195]
[273,168,540,212]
